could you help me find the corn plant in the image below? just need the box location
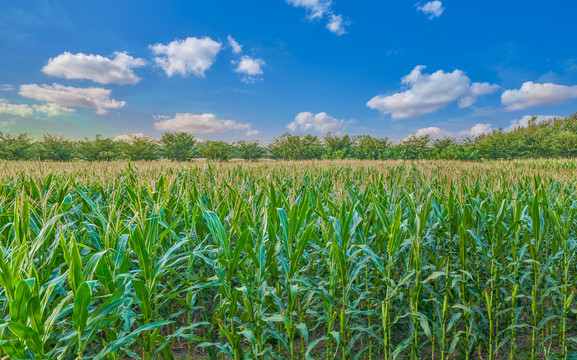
[0,159,573,359]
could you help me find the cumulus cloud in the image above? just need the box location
[233,56,265,83]
[367,65,499,120]
[417,1,445,19]
[501,82,577,111]
[414,123,493,140]
[227,35,243,54]
[149,37,222,77]
[114,133,145,140]
[412,115,559,140]
[326,14,347,35]
[113,133,158,143]
[234,56,265,76]
[153,113,257,136]
[42,52,147,85]
[0,99,75,118]
[468,123,495,137]
[19,84,125,115]
[286,0,348,35]
[504,115,558,132]
[287,111,354,134]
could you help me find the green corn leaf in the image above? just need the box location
[73,281,92,334]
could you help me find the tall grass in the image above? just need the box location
[0,159,575,359]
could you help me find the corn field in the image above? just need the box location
[0,159,576,360]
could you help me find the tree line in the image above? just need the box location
[1,114,576,161]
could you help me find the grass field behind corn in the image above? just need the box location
[0,160,576,360]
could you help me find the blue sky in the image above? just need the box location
[1,0,577,141]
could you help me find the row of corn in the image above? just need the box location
[0,160,575,359]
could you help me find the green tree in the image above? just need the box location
[394,135,432,159]
[37,134,75,161]
[76,135,120,161]
[472,114,577,159]
[354,135,388,160]
[199,141,233,161]
[550,131,577,157]
[119,135,159,160]
[323,133,353,159]
[0,132,33,160]
[268,133,324,160]
[235,140,266,161]
[161,132,197,161]
[431,138,456,156]
[436,138,478,160]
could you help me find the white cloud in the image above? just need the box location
[246,129,259,136]
[414,126,454,139]
[113,133,144,142]
[326,14,347,35]
[32,103,76,117]
[367,65,499,120]
[153,113,257,136]
[469,123,494,137]
[501,81,577,111]
[414,123,493,140]
[227,35,243,54]
[149,37,222,77]
[504,115,557,132]
[113,133,160,144]
[0,84,14,92]
[0,99,75,118]
[287,0,332,19]
[233,56,265,83]
[0,100,33,117]
[286,0,348,35]
[19,83,125,115]
[417,1,445,19]
[42,52,147,85]
[0,120,16,127]
[287,111,354,134]
[411,114,559,140]
[234,56,265,76]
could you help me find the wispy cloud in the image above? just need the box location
[0,98,75,118]
[227,35,243,54]
[286,0,348,35]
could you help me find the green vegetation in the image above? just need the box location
[234,141,266,161]
[161,132,198,161]
[36,134,75,162]
[119,135,160,161]
[198,140,234,161]
[0,160,575,359]
[2,114,577,161]
[268,133,325,160]
[76,135,120,161]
